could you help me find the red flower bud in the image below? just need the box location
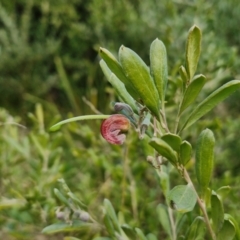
[101,114,130,145]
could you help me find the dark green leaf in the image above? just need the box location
[179,74,206,115]
[195,129,215,195]
[185,217,206,240]
[149,137,178,166]
[211,192,224,233]
[121,224,136,239]
[179,140,192,166]
[161,133,182,152]
[218,218,236,240]
[119,46,160,120]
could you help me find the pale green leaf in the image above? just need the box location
[42,221,94,234]
[157,204,172,238]
[49,115,110,131]
[167,184,197,213]
[185,25,202,80]
[100,60,138,113]
[180,80,240,132]
[150,38,168,103]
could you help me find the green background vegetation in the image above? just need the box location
[0,0,240,239]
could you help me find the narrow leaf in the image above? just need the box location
[211,192,224,233]
[119,46,160,120]
[42,221,94,234]
[185,25,202,80]
[216,186,231,200]
[167,184,197,213]
[49,115,110,131]
[218,218,236,240]
[195,129,215,195]
[104,199,121,233]
[180,80,240,132]
[179,74,206,115]
[100,60,138,113]
[135,228,148,240]
[179,140,192,166]
[179,65,189,90]
[54,188,71,207]
[149,137,178,166]
[150,38,168,102]
[121,224,136,239]
[157,204,172,238]
[99,47,138,99]
[224,214,240,240]
[185,217,206,240]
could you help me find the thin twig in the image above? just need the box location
[82,96,102,114]
[183,168,216,240]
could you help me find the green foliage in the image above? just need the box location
[1,1,240,240]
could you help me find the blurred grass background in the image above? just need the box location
[0,0,240,239]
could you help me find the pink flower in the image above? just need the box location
[101,114,130,145]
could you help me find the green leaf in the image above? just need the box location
[179,140,192,166]
[156,166,170,196]
[161,133,182,152]
[179,74,206,115]
[179,65,189,90]
[103,199,121,233]
[216,186,231,200]
[180,80,240,132]
[167,184,197,213]
[195,129,215,195]
[64,237,82,240]
[119,46,160,120]
[54,188,71,207]
[103,215,115,237]
[0,198,26,210]
[185,217,206,240]
[121,224,136,239]
[150,38,168,103]
[99,47,138,99]
[218,217,236,240]
[49,115,110,131]
[100,60,138,113]
[42,221,94,234]
[149,137,178,166]
[224,214,240,240]
[157,204,172,238]
[146,233,158,240]
[185,25,202,80]
[135,228,148,240]
[211,192,224,233]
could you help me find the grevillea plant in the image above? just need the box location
[46,25,240,240]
